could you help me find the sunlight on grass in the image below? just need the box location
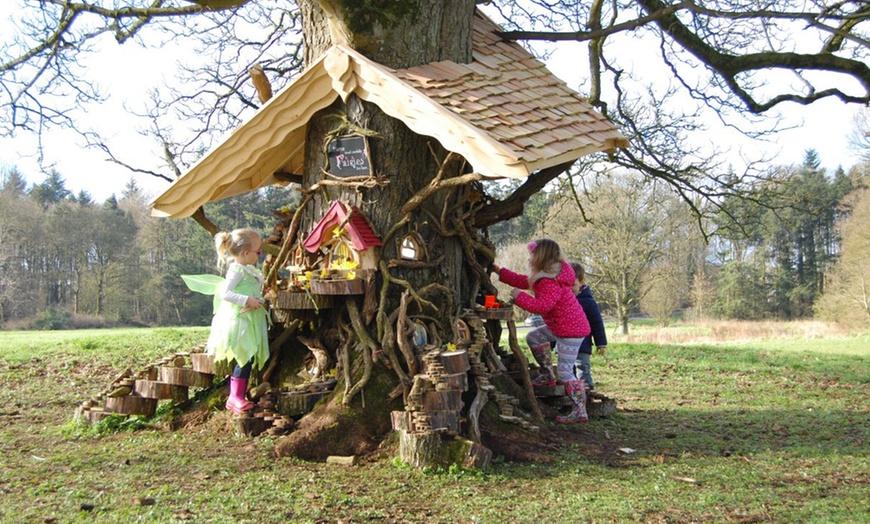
[0,320,867,523]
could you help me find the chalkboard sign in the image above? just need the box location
[327,135,372,177]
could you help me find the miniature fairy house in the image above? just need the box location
[301,200,382,273]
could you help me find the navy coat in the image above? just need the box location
[576,285,607,355]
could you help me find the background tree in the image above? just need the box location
[546,171,704,333]
[816,180,870,327]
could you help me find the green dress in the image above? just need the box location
[182,263,269,377]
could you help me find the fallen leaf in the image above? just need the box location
[671,476,700,485]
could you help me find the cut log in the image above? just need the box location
[276,390,331,417]
[105,396,157,416]
[274,290,333,310]
[423,390,463,411]
[474,307,514,320]
[435,372,468,392]
[170,385,189,403]
[309,278,364,295]
[397,431,492,470]
[588,396,618,418]
[134,380,174,399]
[82,409,114,423]
[534,383,566,397]
[159,367,213,388]
[234,416,272,438]
[190,353,216,374]
[326,455,357,466]
[439,350,470,374]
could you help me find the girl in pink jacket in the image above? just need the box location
[493,238,591,423]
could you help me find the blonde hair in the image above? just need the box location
[214,228,261,270]
[528,238,563,275]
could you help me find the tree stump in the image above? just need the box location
[397,431,492,470]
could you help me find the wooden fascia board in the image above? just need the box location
[330,45,530,180]
[150,55,336,218]
[521,139,626,174]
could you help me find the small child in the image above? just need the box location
[570,262,607,391]
[492,238,592,423]
[183,228,269,414]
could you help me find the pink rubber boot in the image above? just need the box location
[225,377,253,414]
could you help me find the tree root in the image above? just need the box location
[343,298,374,405]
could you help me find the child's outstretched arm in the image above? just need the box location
[492,265,530,290]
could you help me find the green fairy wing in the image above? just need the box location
[181,274,225,295]
[181,274,226,313]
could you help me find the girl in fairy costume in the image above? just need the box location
[183,228,269,414]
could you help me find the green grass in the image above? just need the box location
[1,324,868,523]
[0,326,210,364]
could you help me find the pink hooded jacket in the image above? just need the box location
[499,261,591,339]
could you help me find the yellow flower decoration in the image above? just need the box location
[320,267,329,278]
[346,270,356,280]
[332,259,359,271]
[332,226,344,237]
[447,342,457,352]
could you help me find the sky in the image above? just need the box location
[0,8,863,204]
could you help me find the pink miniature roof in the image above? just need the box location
[302,201,383,253]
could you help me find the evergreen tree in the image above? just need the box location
[30,169,72,208]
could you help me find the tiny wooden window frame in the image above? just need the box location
[398,232,427,261]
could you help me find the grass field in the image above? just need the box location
[1,321,868,523]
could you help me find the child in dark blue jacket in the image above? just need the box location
[570,262,607,390]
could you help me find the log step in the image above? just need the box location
[439,351,470,374]
[190,353,216,374]
[159,366,213,388]
[133,379,175,399]
[105,395,157,416]
[276,390,331,417]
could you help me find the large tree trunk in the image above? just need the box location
[274,0,501,464]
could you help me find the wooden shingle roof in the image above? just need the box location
[150,10,628,218]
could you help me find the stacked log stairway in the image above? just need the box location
[74,345,334,438]
[75,347,218,423]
